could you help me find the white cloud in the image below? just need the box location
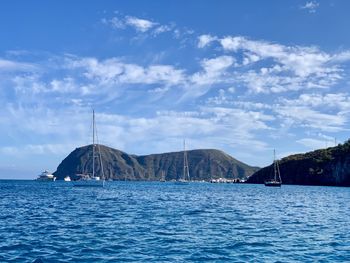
[276,93,350,133]
[153,24,173,36]
[102,16,350,97]
[102,13,194,43]
[12,74,47,94]
[332,51,350,62]
[125,107,271,152]
[198,34,217,48]
[201,55,235,72]
[220,36,245,51]
[66,55,240,100]
[219,36,334,78]
[2,104,89,138]
[0,101,272,158]
[5,54,237,103]
[228,87,235,93]
[11,73,90,98]
[102,15,159,33]
[191,56,235,86]
[181,56,236,99]
[280,93,350,111]
[195,35,349,94]
[275,105,347,132]
[0,144,74,156]
[0,58,36,72]
[242,52,260,65]
[50,78,78,93]
[125,16,157,32]
[296,138,326,150]
[102,17,125,29]
[230,93,350,135]
[206,89,230,105]
[67,57,186,86]
[236,69,340,94]
[300,1,319,13]
[233,101,272,110]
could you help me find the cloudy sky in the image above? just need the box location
[1,0,350,178]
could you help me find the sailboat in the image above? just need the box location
[160,170,166,182]
[73,110,105,187]
[264,149,282,187]
[177,139,190,183]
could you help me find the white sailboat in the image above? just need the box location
[177,139,190,183]
[160,170,166,182]
[264,149,282,187]
[73,110,105,187]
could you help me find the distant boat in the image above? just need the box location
[36,170,56,181]
[160,171,166,182]
[264,149,282,187]
[73,110,105,187]
[64,176,71,182]
[177,140,190,183]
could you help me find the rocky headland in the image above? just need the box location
[53,144,259,181]
[247,139,350,186]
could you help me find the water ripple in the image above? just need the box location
[0,181,349,262]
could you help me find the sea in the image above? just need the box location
[0,180,349,262]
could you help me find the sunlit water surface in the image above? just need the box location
[0,180,349,262]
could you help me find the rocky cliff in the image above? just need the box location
[246,140,350,186]
[53,144,259,181]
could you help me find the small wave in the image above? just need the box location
[183,209,205,215]
[1,181,349,262]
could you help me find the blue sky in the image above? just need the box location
[1,0,350,178]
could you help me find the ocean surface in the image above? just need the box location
[0,181,349,262]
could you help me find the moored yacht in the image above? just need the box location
[73,110,105,188]
[73,175,103,187]
[36,170,56,181]
[264,149,282,187]
[176,139,190,184]
[64,176,71,182]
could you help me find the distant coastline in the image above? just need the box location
[53,145,258,182]
[52,138,350,187]
[247,139,350,187]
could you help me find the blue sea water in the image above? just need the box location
[0,181,349,262]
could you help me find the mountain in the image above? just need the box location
[53,144,259,181]
[246,139,350,186]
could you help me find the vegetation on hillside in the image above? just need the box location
[247,139,350,186]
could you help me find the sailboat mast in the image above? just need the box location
[183,139,186,181]
[92,109,95,178]
[183,139,190,181]
[274,149,277,181]
[94,113,105,181]
[186,152,190,181]
[277,159,282,183]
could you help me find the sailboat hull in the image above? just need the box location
[73,179,105,187]
[174,180,189,185]
[264,181,282,187]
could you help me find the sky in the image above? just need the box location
[1,0,350,179]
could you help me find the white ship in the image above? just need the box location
[64,176,71,182]
[36,170,56,181]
